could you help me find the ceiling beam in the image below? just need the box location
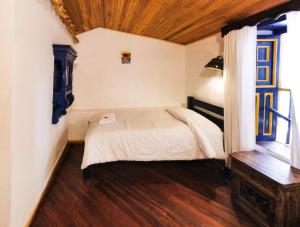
[50,0,79,44]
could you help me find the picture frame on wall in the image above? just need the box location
[121,51,131,64]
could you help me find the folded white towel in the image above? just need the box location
[99,113,116,125]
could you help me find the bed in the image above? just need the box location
[82,97,225,177]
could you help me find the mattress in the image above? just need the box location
[82,108,225,169]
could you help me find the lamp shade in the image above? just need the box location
[205,56,223,71]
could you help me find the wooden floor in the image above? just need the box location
[31,144,257,227]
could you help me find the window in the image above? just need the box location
[256,15,291,160]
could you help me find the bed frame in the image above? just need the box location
[187,96,224,131]
[83,97,225,179]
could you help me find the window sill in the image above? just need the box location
[255,144,290,164]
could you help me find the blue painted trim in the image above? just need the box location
[257,14,287,35]
[256,35,281,142]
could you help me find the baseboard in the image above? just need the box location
[25,140,70,227]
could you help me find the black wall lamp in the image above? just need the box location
[205,56,223,71]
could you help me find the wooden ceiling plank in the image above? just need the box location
[141,0,197,38]
[51,0,79,43]
[60,0,288,44]
[161,0,226,40]
[222,0,287,23]
[90,0,101,29]
[169,19,224,44]
[107,0,120,30]
[77,0,91,31]
[127,0,151,33]
[132,0,162,34]
[163,0,261,40]
[167,0,287,43]
[63,0,85,33]
[144,0,236,40]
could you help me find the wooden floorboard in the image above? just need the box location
[31,144,257,227]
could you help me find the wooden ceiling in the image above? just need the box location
[57,0,288,45]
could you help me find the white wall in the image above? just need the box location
[186,33,224,107]
[69,28,186,140]
[0,1,14,226]
[11,0,72,226]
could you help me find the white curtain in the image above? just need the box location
[224,26,257,156]
[284,11,300,169]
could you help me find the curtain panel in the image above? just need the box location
[224,26,257,157]
[285,11,300,169]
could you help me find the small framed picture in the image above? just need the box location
[121,51,131,64]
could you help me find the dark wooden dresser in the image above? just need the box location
[230,151,300,227]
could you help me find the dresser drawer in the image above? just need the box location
[232,159,278,197]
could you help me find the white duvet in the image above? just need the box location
[81,108,225,169]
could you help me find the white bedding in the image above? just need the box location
[81,108,225,169]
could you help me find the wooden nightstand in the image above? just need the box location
[230,150,300,227]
